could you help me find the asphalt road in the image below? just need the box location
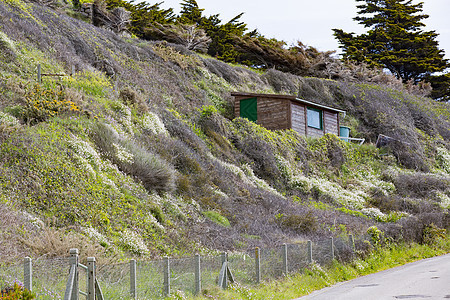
[296,254,450,300]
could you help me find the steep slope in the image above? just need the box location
[0,0,449,262]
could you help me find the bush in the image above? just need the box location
[22,84,79,124]
[90,122,176,192]
[0,282,35,300]
[202,210,231,228]
[394,173,450,198]
[280,212,318,234]
[422,223,446,245]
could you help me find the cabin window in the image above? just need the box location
[307,107,323,130]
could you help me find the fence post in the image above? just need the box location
[37,64,41,84]
[69,248,79,300]
[307,241,313,264]
[163,256,170,297]
[130,259,137,299]
[282,244,288,276]
[87,257,96,300]
[255,247,260,284]
[220,252,227,289]
[71,65,76,76]
[349,234,355,252]
[194,254,201,295]
[24,257,32,292]
[330,237,335,261]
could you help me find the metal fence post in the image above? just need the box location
[163,256,170,297]
[282,243,288,276]
[130,259,137,299]
[24,257,32,292]
[87,257,96,300]
[349,234,355,252]
[330,237,335,261]
[307,241,313,264]
[37,64,41,84]
[194,254,201,295]
[69,248,79,300]
[255,247,260,284]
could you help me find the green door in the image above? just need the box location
[239,97,257,122]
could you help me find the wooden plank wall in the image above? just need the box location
[291,103,306,136]
[234,95,341,138]
[257,97,290,130]
[324,111,339,136]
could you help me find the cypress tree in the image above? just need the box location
[333,0,448,83]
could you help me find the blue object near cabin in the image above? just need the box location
[339,126,350,142]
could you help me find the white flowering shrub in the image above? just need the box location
[83,227,110,247]
[0,31,16,52]
[113,143,134,164]
[111,101,133,134]
[142,112,168,136]
[22,211,44,229]
[436,192,450,209]
[146,213,164,231]
[67,135,102,169]
[361,207,386,220]
[120,229,149,255]
[210,153,282,197]
[436,147,450,173]
[0,111,19,126]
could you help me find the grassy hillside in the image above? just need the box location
[0,0,449,264]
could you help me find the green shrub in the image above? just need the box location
[202,210,230,228]
[422,223,446,245]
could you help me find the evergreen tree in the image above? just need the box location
[333,0,448,83]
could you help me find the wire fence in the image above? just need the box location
[0,235,369,299]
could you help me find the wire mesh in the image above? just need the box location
[227,251,255,285]
[313,239,334,266]
[32,257,70,300]
[170,257,195,296]
[260,246,283,280]
[287,242,308,274]
[0,261,23,290]
[334,237,354,263]
[136,259,164,299]
[96,262,129,299]
[0,235,375,298]
[200,255,221,292]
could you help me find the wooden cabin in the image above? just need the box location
[232,92,346,138]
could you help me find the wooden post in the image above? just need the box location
[69,248,79,300]
[307,240,313,264]
[37,64,41,84]
[220,252,227,289]
[255,247,260,284]
[194,254,201,295]
[87,257,96,300]
[330,237,335,261]
[130,259,137,299]
[163,257,170,297]
[282,243,288,276]
[71,65,76,76]
[24,257,32,292]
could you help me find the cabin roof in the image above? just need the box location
[231,92,346,114]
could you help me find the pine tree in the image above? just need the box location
[333,0,448,83]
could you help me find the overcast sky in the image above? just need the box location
[157,0,450,61]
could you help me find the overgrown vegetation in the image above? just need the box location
[0,0,449,280]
